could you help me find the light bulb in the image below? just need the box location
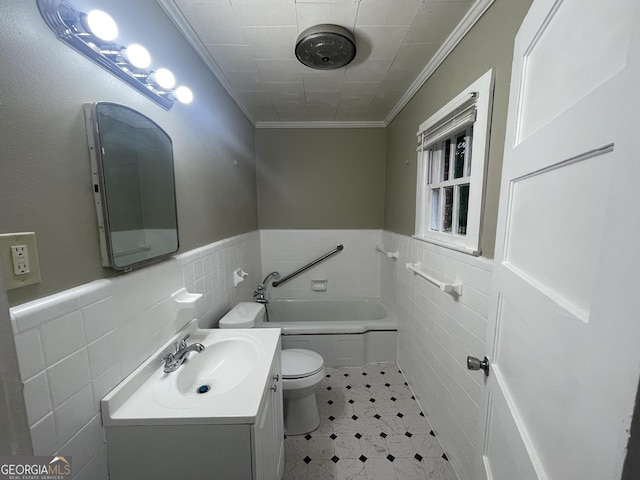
[175,86,193,104]
[85,10,118,42]
[151,68,176,89]
[122,44,151,69]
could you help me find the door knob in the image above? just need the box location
[467,356,490,377]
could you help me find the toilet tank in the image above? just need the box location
[218,302,265,328]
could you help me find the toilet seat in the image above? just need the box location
[281,349,324,379]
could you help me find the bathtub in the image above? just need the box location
[260,299,397,367]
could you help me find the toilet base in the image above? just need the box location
[283,392,321,436]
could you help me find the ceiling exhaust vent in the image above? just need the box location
[295,24,356,70]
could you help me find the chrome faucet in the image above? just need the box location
[161,334,205,373]
[253,271,279,304]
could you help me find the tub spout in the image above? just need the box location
[262,271,280,285]
[253,271,279,305]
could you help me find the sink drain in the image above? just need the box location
[197,385,210,394]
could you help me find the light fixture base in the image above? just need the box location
[295,24,356,70]
[36,0,175,109]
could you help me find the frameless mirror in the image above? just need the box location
[84,102,179,271]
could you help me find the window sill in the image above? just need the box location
[412,235,481,257]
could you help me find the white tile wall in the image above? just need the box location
[262,227,492,480]
[9,231,260,479]
[180,231,262,327]
[381,231,493,480]
[260,230,382,299]
[22,372,51,425]
[10,228,491,480]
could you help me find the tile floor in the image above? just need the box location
[283,362,458,480]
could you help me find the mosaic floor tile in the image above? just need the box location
[421,458,458,480]
[307,436,335,460]
[359,435,388,459]
[335,459,367,480]
[307,459,337,480]
[283,362,458,480]
[364,458,397,480]
[283,460,307,480]
[394,458,429,480]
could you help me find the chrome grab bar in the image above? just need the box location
[272,244,344,288]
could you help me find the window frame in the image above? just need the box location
[414,69,494,255]
[424,127,473,235]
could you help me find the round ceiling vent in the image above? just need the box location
[295,24,356,70]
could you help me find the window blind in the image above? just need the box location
[417,93,477,151]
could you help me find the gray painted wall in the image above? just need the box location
[255,128,386,229]
[383,0,533,258]
[0,261,31,456]
[0,0,257,306]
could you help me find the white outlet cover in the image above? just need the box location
[0,233,41,290]
[11,245,30,275]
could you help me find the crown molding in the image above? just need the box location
[159,0,494,129]
[384,0,495,125]
[255,121,386,129]
[157,0,256,125]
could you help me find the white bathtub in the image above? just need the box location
[260,299,397,367]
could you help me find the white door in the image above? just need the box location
[475,1,640,479]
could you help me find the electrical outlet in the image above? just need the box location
[11,245,30,275]
[0,232,41,290]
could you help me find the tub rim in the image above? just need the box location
[260,298,397,335]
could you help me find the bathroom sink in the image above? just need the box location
[101,327,282,426]
[153,335,261,408]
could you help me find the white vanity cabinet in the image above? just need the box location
[102,329,283,480]
[253,345,284,480]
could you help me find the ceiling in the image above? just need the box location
[159,0,487,126]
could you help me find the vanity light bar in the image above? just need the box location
[36,0,193,110]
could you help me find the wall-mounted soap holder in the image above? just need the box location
[233,268,249,287]
[311,279,328,292]
[172,288,203,329]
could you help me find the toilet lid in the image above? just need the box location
[281,349,324,379]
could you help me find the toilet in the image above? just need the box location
[218,302,325,435]
[279,348,324,435]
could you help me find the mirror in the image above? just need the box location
[84,102,179,271]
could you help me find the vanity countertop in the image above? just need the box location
[101,328,281,426]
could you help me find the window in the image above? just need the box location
[415,70,494,255]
